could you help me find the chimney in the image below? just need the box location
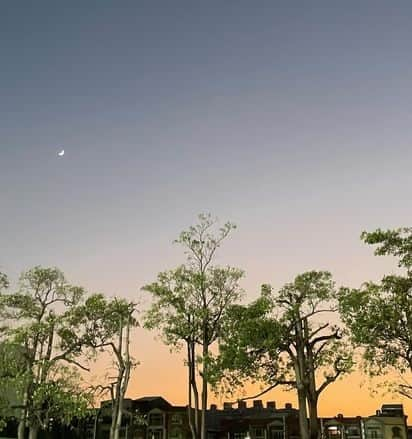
[376,410,381,416]
[285,403,292,410]
[210,404,217,411]
[337,414,343,420]
[238,401,247,409]
[267,401,276,410]
[253,400,263,409]
[223,402,233,410]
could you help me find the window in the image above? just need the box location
[149,413,163,427]
[366,428,381,439]
[234,433,247,439]
[327,426,341,438]
[270,426,283,439]
[149,430,163,439]
[171,414,183,425]
[169,428,182,439]
[346,427,360,437]
[392,427,402,439]
[253,428,265,439]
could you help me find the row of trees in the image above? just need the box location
[1,215,411,439]
[142,216,412,439]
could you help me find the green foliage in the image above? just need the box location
[0,340,27,429]
[0,266,140,439]
[340,278,412,372]
[214,270,353,397]
[143,213,244,351]
[1,266,84,321]
[144,265,243,349]
[0,266,98,435]
[67,293,138,356]
[176,213,237,267]
[143,214,243,439]
[0,272,8,291]
[361,227,412,271]
[209,294,290,393]
[339,227,412,397]
[30,366,93,426]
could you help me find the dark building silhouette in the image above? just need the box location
[1,397,409,439]
[91,397,299,439]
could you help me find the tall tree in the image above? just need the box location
[0,266,92,439]
[73,294,139,439]
[143,214,244,439]
[213,271,353,439]
[339,227,412,398]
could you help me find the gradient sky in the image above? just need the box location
[1,1,412,417]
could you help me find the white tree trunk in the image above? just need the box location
[28,425,39,439]
[111,316,132,439]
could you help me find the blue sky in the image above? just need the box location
[1,1,412,412]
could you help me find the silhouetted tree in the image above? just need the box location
[73,294,138,439]
[213,271,353,439]
[339,227,412,398]
[143,214,244,439]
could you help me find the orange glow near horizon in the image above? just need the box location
[114,336,412,421]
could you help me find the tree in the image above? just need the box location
[0,273,18,431]
[0,271,8,291]
[339,227,412,398]
[214,271,353,439]
[0,266,92,439]
[0,271,9,334]
[73,294,139,439]
[143,214,244,439]
[0,340,27,432]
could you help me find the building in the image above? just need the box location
[206,400,300,439]
[96,397,191,439]
[94,399,409,439]
[96,397,300,439]
[363,404,408,439]
[3,396,407,439]
[321,405,408,439]
[322,415,362,439]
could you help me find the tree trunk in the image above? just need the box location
[110,366,123,439]
[28,425,39,439]
[308,396,320,439]
[115,320,132,439]
[187,341,199,439]
[303,318,320,439]
[294,318,309,439]
[19,340,37,439]
[18,386,28,439]
[110,317,124,439]
[111,315,133,439]
[192,348,200,436]
[188,382,196,439]
[112,370,125,439]
[297,385,309,439]
[17,419,26,439]
[200,343,208,439]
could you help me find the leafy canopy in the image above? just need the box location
[339,227,412,397]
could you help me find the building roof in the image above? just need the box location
[133,396,173,412]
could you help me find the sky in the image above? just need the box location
[1,1,412,417]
